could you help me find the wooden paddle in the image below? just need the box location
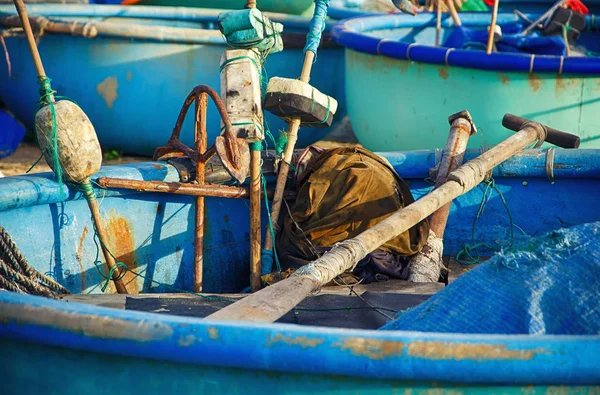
[207,114,580,322]
[261,0,329,279]
[486,0,500,54]
[12,0,128,293]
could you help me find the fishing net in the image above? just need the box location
[382,222,600,335]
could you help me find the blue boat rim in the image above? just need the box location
[1,291,599,385]
[331,13,600,74]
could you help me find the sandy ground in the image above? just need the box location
[0,116,359,177]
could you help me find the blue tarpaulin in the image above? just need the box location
[382,222,600,334]
[444,23,567,56]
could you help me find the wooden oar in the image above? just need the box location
[261,0,329,276]
[486,0,500,54]
[435,0,442,46]
[12,0,127,294]
[408,111,476,282]
[207,114,580,322]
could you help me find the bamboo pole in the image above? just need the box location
[435,0,442,46]
[486,0,500,55]
[207,120,553,322]
[446,0,462,27]
[246,0,261,292]
[262,26,318,265]
[12,0,127,294]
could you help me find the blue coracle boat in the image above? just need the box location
[1,144,600,392]
[329,0,600,19]
[0,4,346,156]
[332,12,600,151]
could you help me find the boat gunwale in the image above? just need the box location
[0,4,338,45]
[1,290,599,385]
[1,148,599,212]
[331,12,600,75]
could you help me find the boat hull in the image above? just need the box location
[133,0,316,15]
[1,291,599,393]
[0,5,346,156]
[1,149,599,294]
[335,13,600,151]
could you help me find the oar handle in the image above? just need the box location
[502,114,580,149]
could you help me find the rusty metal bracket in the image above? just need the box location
[153,84,250,184]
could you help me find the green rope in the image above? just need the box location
[275,130,288,156]
[260,166,283,278]
[456,177,515,265]
[37,77,64,191]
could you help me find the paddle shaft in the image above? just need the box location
[262,51,315,254]
[446,0,462,27]
[245,0,262,292]
[435,0,442,46]
[486,0,500,54]
[13,0,127,293]
[207,122,549,322]
[429,115,475,238]
[12,0,52,101]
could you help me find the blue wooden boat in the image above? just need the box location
[332,13,600,151]
[1,145,600,392]
[0,4,346,156]
[329,0,600,19]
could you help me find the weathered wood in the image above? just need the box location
[435,0,442,46]
[446,0,462,27]
[0,15,98,38]
[429,114,475,238]
[250,149,262,292]
[263,50,315,254]
[207,123,546,323]
[486,0,500,54]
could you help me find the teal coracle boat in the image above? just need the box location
[1,144,600,392]
[0,4,346,156]
[331,13,600,151]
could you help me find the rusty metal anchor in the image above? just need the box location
[153,84,250,184]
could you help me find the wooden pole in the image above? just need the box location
[446,0,462,27]
[435,0,442,47]
[12,0,127,293]
[429,112,476,237]
[486,0,500,55]
[245,0,262,292]
[262,51,315,258]
[207,121,550,322]
[193,94,208,293]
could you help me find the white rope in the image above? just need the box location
[444,48,455,66]
[291,239,367,287]
[529,54,535,73]
[558,56,564,75]
[406,43,419,61]
[376,38,392,55]
[407,230,444,283]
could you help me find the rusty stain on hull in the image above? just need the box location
[407,341,546,361]
[75,226,89,291]
[208,327,219,340]
[97,76,119,109]
[265,334,324,349]
[438,68,449,80]
[498,73,510,85]
[106,213,139,293]
[333,338,404,360]
[528,73,542,92]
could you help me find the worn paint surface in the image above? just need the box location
[333,338,404,359]
[266,334,325,349]
[106,213,139,293]
[407,341,544,361]
[96,76,119,109]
